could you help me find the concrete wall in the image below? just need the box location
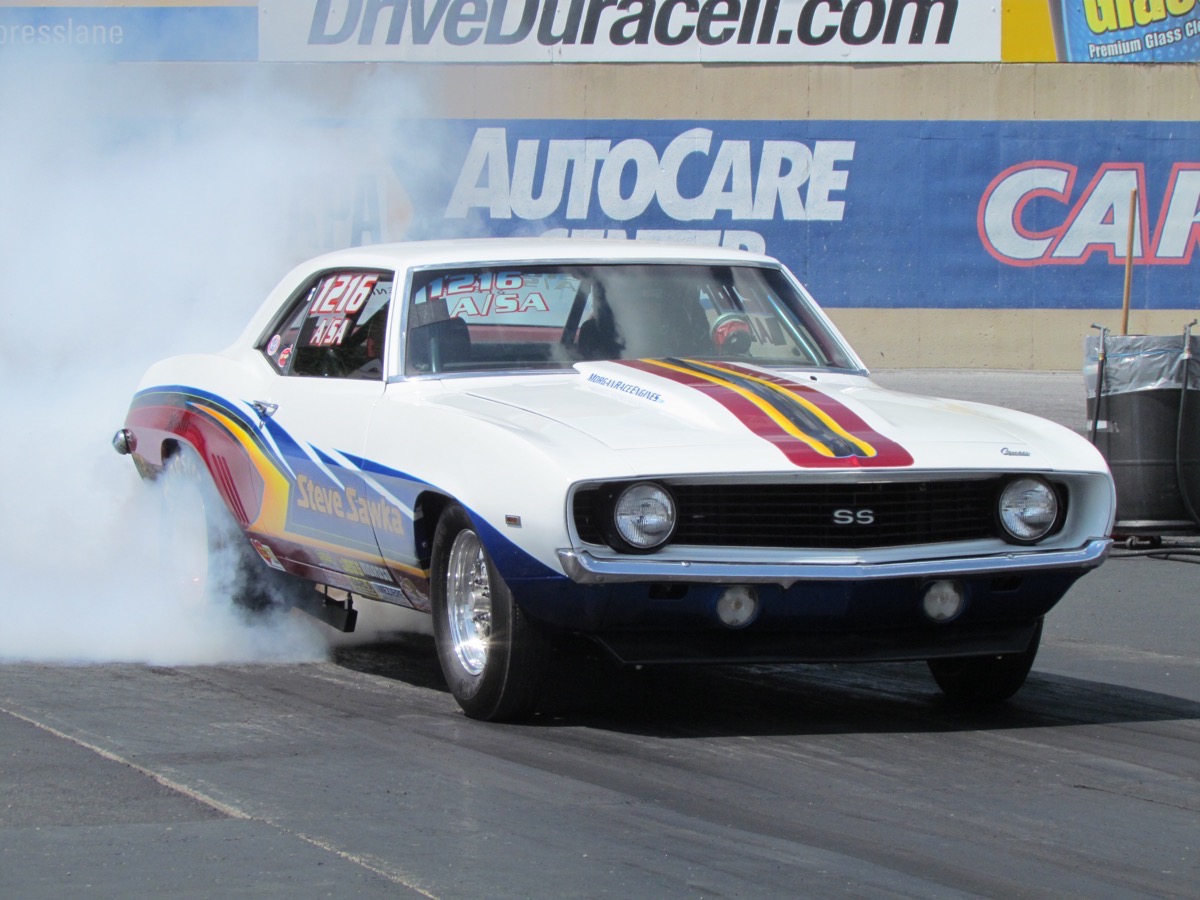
[157,61,1199,122]
[417,62,1200,122]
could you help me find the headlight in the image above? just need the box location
[998,477,1060,543]
[612,482,676,551]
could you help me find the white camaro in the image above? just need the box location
[115,238,1115,720]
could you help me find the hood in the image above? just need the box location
[441,360,1097,474]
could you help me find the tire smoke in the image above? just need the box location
[0,64,430,664]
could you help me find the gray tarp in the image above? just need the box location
[1084,334,1200,399]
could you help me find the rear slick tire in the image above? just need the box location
[160,446,296,614]
[927,619,1044,706]
[430,504,550,722]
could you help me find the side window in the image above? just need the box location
[259,271,393,379]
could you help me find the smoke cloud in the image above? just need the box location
[0,63,431,665]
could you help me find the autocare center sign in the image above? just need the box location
[387,119,1200,310]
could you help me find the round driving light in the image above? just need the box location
[922,580,965,623]
[613,482,676,550]
[716,585,759,628]
[998,477,1059,543]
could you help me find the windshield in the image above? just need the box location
[404,263,857,375]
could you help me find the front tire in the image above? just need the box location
[430,504,549,721]
[927,619,1043,706]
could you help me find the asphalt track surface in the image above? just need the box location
[3,371,1198,898]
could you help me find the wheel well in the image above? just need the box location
[414,491,456,568]
[144,438,185,481]
[155,439,207,489]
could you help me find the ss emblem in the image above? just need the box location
[833,509,875,525]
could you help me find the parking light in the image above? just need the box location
[716,586,759,628]
[922,580,966,623]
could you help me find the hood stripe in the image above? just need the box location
[619,359,913,468]
[655,358,874,458]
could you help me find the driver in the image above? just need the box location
[348,311,387,378]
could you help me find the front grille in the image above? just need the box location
[573,479,1004,550]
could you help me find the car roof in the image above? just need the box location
[300,237,780,271]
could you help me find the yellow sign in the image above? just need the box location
[1003,0,1058,60]
[1005,0,1200,61]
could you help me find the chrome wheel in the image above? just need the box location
[431,503,551,721]
[445,529,492,677]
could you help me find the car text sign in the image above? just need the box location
[258,0,999,62]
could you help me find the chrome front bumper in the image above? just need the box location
[556,538,1112,588]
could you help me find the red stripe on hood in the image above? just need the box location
[619,359,914,469]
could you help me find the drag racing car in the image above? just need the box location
[115,238,1115,720]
